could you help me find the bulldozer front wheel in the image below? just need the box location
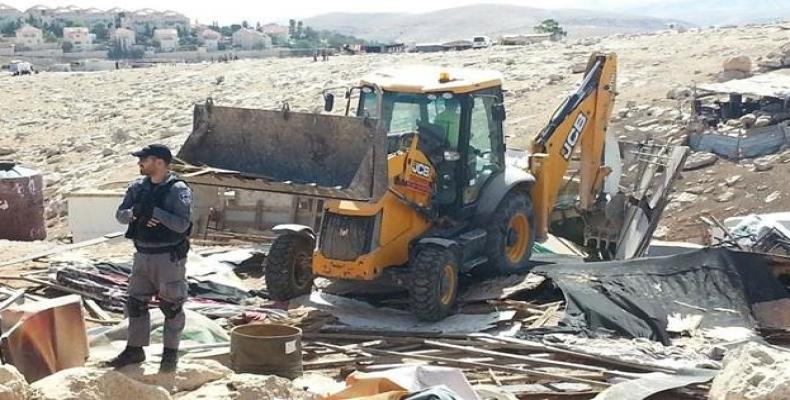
[409,246,459,322]
[264,235,314,301]
[483,190,535,275]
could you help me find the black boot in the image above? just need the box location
[159,347,179,373]
[103,346,145,369]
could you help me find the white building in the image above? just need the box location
[200,29,221,51]
[232,28,271,50]
[153,28,178,51]
[15,25,43,50]
[259,23,289,44]
[0,3,22,22]
[128,9,189,35]
[63,27,92,51]
[112,27,136,50]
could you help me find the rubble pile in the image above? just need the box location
[709,342,790,400]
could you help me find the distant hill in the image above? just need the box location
[620,0,790,27]
[304,4,690,43]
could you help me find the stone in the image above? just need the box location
[739,114,757,128]
[102,148,115,157]
[717,70,750,82]
[652,225,668,239]
[0,147,15,157]
[31,367,171,400]
[570,62,586,74]
[726,118,743,127]
[766,191,781,203]
[667,86,692,100]
[0,365,28,400]
[179,373,312,400]
[638,118,659,127]
[118,360,231,393]
[722,54,752,73]
[709,342,790,400]
[159,130,179,139]
[725,175,742,186]
[755,116,773,127]
[675,192,698,203]
[716,191,735,203]
[753,155,777,172]
[683,152,718,170]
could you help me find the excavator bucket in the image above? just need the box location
[175,101,388,202]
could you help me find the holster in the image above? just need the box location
[170,240,190,262]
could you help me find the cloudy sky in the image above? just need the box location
[4,0,677,24]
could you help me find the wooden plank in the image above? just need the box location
[0,232,124,268]
[311,342,609,388]
[478,335,679,374]
[529,303,561,329]
[365,348,610,388]
[83,298,113,321]
[424,340,638,379]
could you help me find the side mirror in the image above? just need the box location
[324,93,335,112]
[492,104,506,121]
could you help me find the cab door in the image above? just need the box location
[461,89,505,208]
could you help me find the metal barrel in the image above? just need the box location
[0,162,46,241]
[230,324,303,379]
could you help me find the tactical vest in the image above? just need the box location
[128,178,191,244]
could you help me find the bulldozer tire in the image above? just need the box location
[409,246,459,322]
[264,235,314,301]
[482,190,535,275]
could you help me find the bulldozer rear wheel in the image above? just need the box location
[264,235,314,301]
[481,190,535,275]
[409,246,459,322]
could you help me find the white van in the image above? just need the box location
[472,36,492,49]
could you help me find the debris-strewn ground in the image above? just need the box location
[2,24,790,253]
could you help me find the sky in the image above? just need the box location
[3,0,678,24]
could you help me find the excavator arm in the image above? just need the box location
[529,53,617,240]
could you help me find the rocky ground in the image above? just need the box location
[3,23,790,253]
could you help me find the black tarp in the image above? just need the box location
[533,248,789,345]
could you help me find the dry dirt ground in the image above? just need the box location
[2,24,790,259]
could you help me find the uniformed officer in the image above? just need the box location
[104,144,192,372]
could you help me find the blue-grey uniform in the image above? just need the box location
[116,172,192,351]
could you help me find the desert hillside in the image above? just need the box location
[304,4,688,43]
[2,23,790,249]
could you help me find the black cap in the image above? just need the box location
[131,144,173,164]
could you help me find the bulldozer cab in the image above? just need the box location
[350,67,508,216]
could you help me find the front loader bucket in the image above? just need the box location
[175,101,388,202]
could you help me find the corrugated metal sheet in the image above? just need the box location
[689,123,790,159]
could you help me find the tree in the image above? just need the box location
[230,24,242,32]
[0,19,22,36]
[256,21,261,31]
[242,20,249,29]
[288,19,296,38]
[296,20,303,39]
[108,44,144,60]
[220,26,233,37]
[61,41,74,52]
[534,19,567,40]
[43,30,57,43]
[91,22,108,41]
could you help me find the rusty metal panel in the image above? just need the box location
[176,102,388,202]
[0,162,46,241]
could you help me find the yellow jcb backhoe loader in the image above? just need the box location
[177,53,618,321]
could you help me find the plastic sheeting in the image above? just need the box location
[533,248,789,345]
